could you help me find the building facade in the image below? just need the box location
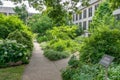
[72,0,120,36]
[0,0,39,16]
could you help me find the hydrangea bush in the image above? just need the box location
[0,40,30,67]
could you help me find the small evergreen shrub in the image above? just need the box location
[0,40,29,67]
[44,49,70,61]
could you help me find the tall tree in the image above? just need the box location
[11,0,90,25]
[14,4,28,24]
[109,0,120,9]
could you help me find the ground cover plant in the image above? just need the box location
[62,63,120,80]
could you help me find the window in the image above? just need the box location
[1,13,7,15]
[79,22,82,26]
[95,4,99,10]
[88,7,92,17]
[79,13,82,20]
[115,14,120,20]
[88,20,92,28]
[83,9,87,18]
[83,21,86,30]
[76,23,79,25]
[73,15,75,21]
[76,14,78,21]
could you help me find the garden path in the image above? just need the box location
[22,41,69,80]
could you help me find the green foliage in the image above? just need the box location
[42,25,81,61]
[7,30,33,51]
[0,25,9,39]
[45,6,69,26]
[62,67,77,80]
[76,25,84,36]
[28,14,52,36]
[46,25,77,40]
[46,39,80,53]
[44,49,70,61]
[90,1,114,31]
[74,36,85,44]
[0,14,31,39]
[37,36,48,43]
[62,63,120,80]
[0,40,29,67]
[47,39,67,51]
[109,0,120,9]
[40,42,48,50]
[68,55,79,68]
[108,64,120,80]
[14,4,28,24]
[80,27,120,64]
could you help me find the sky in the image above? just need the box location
[1,0,39,13]
[0,0,81,13]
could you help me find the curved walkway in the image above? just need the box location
[22,42,69,80]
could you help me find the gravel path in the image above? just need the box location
[22,42,69,80]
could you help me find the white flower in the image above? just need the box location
[4,52,7,55]
[26,57,28,60]
[19,53,22,56]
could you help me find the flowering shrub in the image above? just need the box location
[0,40,29,67]
[7,30,33,51]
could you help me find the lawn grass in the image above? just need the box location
[0,65,25,80]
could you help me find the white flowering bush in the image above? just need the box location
[0,40,29,67]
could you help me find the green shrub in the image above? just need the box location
[108,64,120,80]
[62,64,102,80]
[62,63,120,80]
[46,39,80,53]
[40,42,48,50]
[0,25,9,39]
[80,27,120,64]
[46,25,77,40]
[91,1,113,30]
[68,55,79,68]
[62,67,77,80]
[28,14,52,35]
[74,36,85,44]
[0,40,30,67]
[7,30,33,51]
[0,14,32,39]
[37,36,48,43]
[44,49,70,61]
[46,39,67,51]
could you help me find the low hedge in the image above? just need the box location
[44,49,70,61]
